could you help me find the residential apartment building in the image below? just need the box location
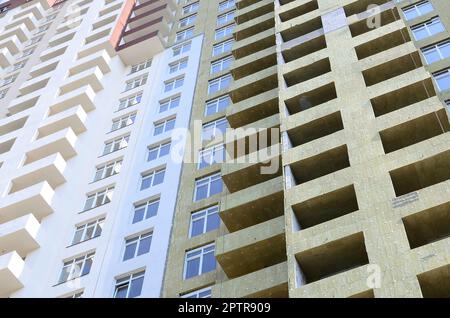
[0,0,449,299]
[162,0,450,299]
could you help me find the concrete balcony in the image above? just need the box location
[77,36,115,60]
[231,45,276,80]
[0,181,54,223]
[7,92,40,115]
[7,12,39,31]
[0,34,22,55]
[279,0,319,22]
[25,127,77,165]
[59,66,104,95]
[212,262,288,298]
[14,1,45,20]
[0,214,40,257]
[234,11,274,41]
[233,27,275,59]
[18,74,50,96]
[0,47,14,68]
[236,0,273,24]
[0,251,24,297]
[227,88,278,128]
[38,106,87,138]
[70,49,112,76]
[216,216,286,279]
[220,176,284,232]
[50,85,96,115]
[39,42,67,62]
[0,24,31,44]
[10,153,67,194]
[222,145,281,192]
[29,59,58,78]
[230,65,277,103]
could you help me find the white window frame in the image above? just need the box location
[159,95,181,113]
[173,41,191,57]
[169,58,188,74]
[72,218,105,245]
[215,24,235,40]
[217,10,235,26]
[140,168,166,190]
[198,144,225,169]
[202,117,228,141]
[123,232,153,261]
[219,0,235,12]
[176,27,194,42]
[164,77,184,92]
[130,59,152,74]
[103,135,130,155]
[133,198,160,223]
[154,117,176,136]
[118,92,143,111]
[179,13,197,28]
[402,1,434,21]
[211,55,233,74]
[433,68,450,92]
[58,252,95,284]
[93,160,122,182]
[208,74,232,94]
[205,95,230,116]
[147,141,171,161]
[114,271,145,298]
[183,243,216,279]
[189,205,220,237]
[421,40,450,64]
[194,172,222,201]
[111,113,136,132]
[83,186,114,211]
[411,17,445,41]
[181,287,212,298]
[125,74,148,91]
[182,2,199,15]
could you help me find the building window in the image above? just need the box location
[182,2,199,15]
[148,141,171,161]
[11,60,27,72]
[411,17,445,41]
[0,88,8,99]
[154,118,176,135]
[205,95,230,116]
[28,35,43,46]
[111,113,136,132]
[169,58,188,74]
[179,14,197,28]
[140,168,166,190]
[194,172,223,201]
[36,24,50,33]
[211,55,233,74]
[189,205,220,237]
[103,135,130,155]
[215,24,235,40]
[433,68,450,92]
[114,271,145,298]
[22,47,35,57]
[123,232,153,261]
[421,40,450,64]
[198,144,225,169]
[159,95,180,113]
[130,59,152,74]
[402,1,433,21]
[125,74,148,91]
[217,11,235,26]
[93,160,122,182]
[118,92,142,111]
[176,27,194,42]
[208,74,232,94]
[184,244,216,279]
[58,252,94,284]
[181,287,212,298]
[83,187,114,211]
[133,199,159,223]
[2,74,17,86]
[202,118,228,141]
[213,39,234,57]
[173,41,191,57]
[219,0,235,12]
[72,218,105,245]
[164,77,184,92]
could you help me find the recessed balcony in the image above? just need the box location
[280,16,322,42]
[284,82,337,115]
[50,85,96,115]
[59,66,104,95]
[0,47,14,68]
[418,263,450,298]
[38,106,87,138]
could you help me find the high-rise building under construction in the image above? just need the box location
[0,0,449,298]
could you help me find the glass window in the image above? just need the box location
[147,141,171,161]
[133,198,160,223]
[211,56,233,74]
[184,244,216,279]
[173,41,191,57]
[433,68,450,92]
[130,59,152,74]
[189,205,220,237]
[72,218,105,245]
[58,253,95,284]
[194,172,223,201]
[154,118,176,135]
[164,77,184,92]
[181,287,212,298]
[114,271,145,298]
[93,160,122,182]
[198,144,225,169]
[208,74,232,94]
[83,187,114,211]
[205,95,230,116]
[402,1,434,21]
[421,40,450,64]
[411,17,445,41]
[215,24,235,40]
[219,0,235,12]
[169,58,188,74]
[159,96,180,113]
[202,118,228,142]
[118,92,142,111]
[123,232,152,261]
[111,113,136,131]
[140,168,166,190]
[103,135,130,155]
[213,39,234,57]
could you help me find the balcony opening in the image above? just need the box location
[285,82,337,115]
[235,1,274,24]
[235,17,275,41]
[283,58,331,87]
[247,283,289,298]
[232,52,277,80]
[282,34,327,63]
[350,9,400,37]
[0,138,15,155]
[292,185,359,230]
[0,116,27,137]
[371,79,436,117]
[220,179,284,232]
[279,0,318,22]
[237,0,260,10]
[354,28,411,60]
[389,150,450,197]
[379,110,450,153]
[290,145,350,185]
[233,34,276,60]
[344,0,391,17]
[287,111,344,147]
[295,232,369,284]
[403,201,450,249]
[418,264,450,298]
[280,16,322,42]
[231,72,278,103]
[363,52,422,87]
